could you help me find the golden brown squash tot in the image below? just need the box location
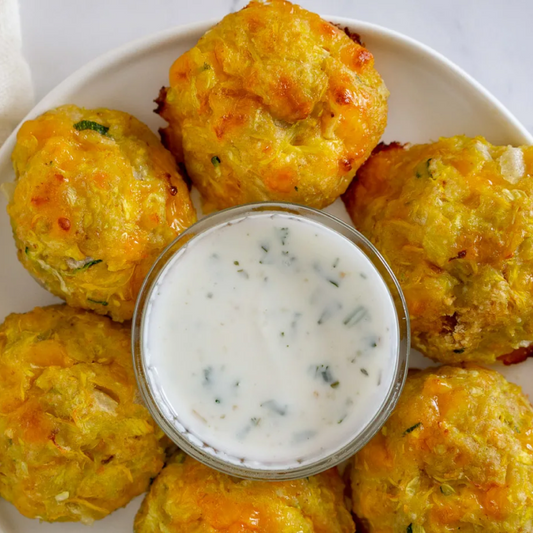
[344,136,533,364]
[0,305,167,523]
[157,0,388,212]
[8,105,196,322]
[134,452,354,533]
[352,365,533,533]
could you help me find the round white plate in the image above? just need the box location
[0,16,532,533]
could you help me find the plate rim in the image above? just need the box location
[0,15,531,175]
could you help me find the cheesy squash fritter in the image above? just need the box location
[8,105,196,322]
[135,452,354,533]
[352,365,533,533]
[157,0,388,212]
[0,305,167,523]
[344,136,533,364]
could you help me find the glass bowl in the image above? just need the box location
[132,202,410,480]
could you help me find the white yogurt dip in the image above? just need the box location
[143,212,399,468]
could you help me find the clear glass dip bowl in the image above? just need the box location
[132,202,410,480]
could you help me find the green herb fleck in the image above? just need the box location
[261,245,268,252]
[215,398,221,404]
[404,422,422,435]
[251,417,261,426]
[314,365,333,383]
[360,368,369,376]
[261,400,287,416]
[453,348,465,354]
[294,186,298,191]
[202,63,211,70]
[203,367,213,383]
[318,303,341,325]
[211,156,221,167]
[440,484,455,496]
[73,120,109,135]
[24,247,30,255]
[75,259,102,272]
[234,261,239,265]
[406,525,413,533]
[88,298,108,306]
[333,258,339,268]
[343,306,366,327]
[329,280,339,287]
[415,158,434,179]
[278,227,289,246]
[330,381,340,389]
[281,332,285,337]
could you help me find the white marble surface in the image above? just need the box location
[19,0,533,135]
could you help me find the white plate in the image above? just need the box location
[0,16,532,533]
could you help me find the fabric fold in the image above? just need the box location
[0,0,34,145]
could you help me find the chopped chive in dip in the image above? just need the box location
[360,368,369,376]
[277,227,289,246]
[312,364,334,384]
[343,306,367,327]
[317,302,341,325]
[330,381,340,389]
[329,280,339,287]
[261,400,287,416]
[73,120,109,135]
[211,156,221,167]
[203,367,213,384]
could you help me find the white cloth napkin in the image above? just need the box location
[0,0,33,145]
[0,3,31,530]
